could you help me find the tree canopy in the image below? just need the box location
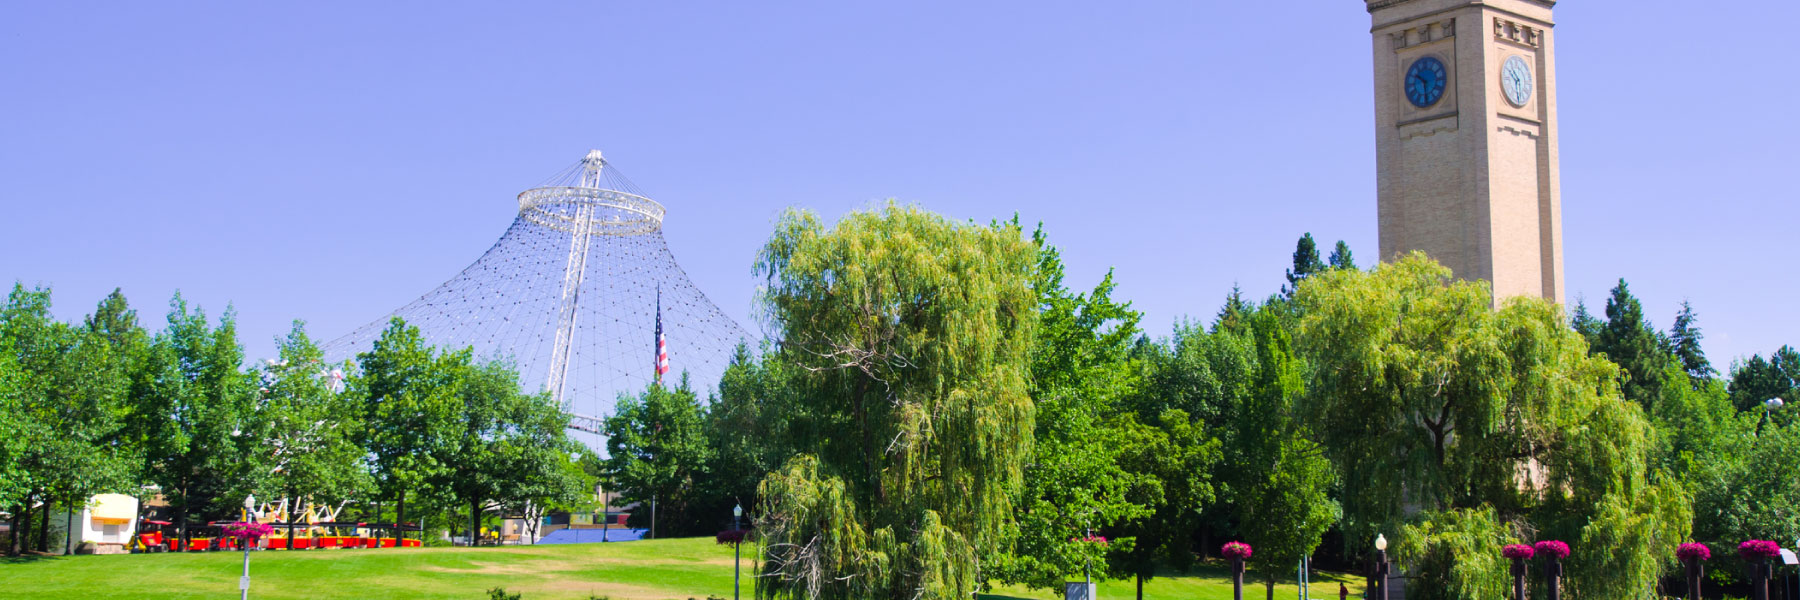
[1293,254,1689,599]
[752,204,1038,600]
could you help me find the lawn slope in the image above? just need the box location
[0,537,1363,600]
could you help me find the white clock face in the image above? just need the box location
[1501,55,1534,107]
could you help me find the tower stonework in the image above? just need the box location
[1364,0,1564,302]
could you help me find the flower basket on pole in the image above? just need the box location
[1222,542,1253,600]
[1676,543,1710,600]
[1502,544,1533,600]
[224,520,272,600]
[1740,540,1782,600]
[1534,541,1569,600]
[223,522,274,548]
[1062,534,1106,600]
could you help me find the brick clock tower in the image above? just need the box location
[1363,0,1564,302]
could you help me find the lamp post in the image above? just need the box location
[240,494,255,600]
[1757,397,1785,436]
[1083,526,1093,592]
[1372,534,1389,600]
[733,503,744,600]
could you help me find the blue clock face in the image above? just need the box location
[1405,57,1448,108]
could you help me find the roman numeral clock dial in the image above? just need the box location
[1501,55,1534,107]
[1405,56,1448,108]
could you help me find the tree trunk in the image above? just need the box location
[17,497,32,555]
[7,505,21,556]
[285,488,298,551]
[394,492,406,547]
[65,498,76,555]
[470,499,480,547]
[1264,576,1275,600]
[37,496,51,552]
[1135,572,1143,600]
[176,501,189,552]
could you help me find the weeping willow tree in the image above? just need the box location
[1295,254,1689,600]
[752,204,1037,600]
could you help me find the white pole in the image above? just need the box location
[241,493,255,600]
[240,543,251,600]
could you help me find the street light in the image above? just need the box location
[1372,534,1390,600]
[733,503,744,600]
[1760,397,1786,435]
[241,494,256,600]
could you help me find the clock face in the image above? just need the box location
[1405,57,1448,108]
[1501,55,1534,107]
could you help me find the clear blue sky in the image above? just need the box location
[3,2,1795,370]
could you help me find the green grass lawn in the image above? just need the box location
[0,537,1365,600]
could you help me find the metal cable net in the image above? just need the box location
[323,151,755,437]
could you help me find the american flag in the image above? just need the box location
[654,288,669,384]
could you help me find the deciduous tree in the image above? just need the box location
[352,318,462,541]
[253,322,370,549]
[752,204,1037,600]
[1294,255,1689,600]
[131,294,259,548]
[604,376,713,537]
[1233,311,1335,600]
[994,225,1161,594]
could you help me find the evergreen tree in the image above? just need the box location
[1213,284,1251,335]
[1667,301,1713,381]
[1728,346,1798,418]
[1592,280,1675,412]
[1570,299,1603,346]
[1281,233,1326,298]
[1328,240,1357,271]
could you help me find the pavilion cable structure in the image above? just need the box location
[323,150,754,436]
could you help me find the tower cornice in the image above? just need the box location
[1364,0,1555,14]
